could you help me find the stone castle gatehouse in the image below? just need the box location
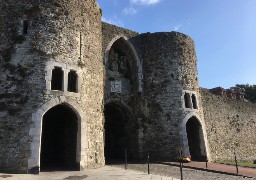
[1,0,256,174]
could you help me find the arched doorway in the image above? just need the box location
[104,103,131,163]
[40,104,79,171]
[186,117,206,161]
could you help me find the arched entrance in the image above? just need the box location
[104,36,143,92]
[186,117,206,161]
[104,103,131,163]
[40,104,79,171]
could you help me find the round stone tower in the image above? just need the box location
[0,0,104,173]
[135,32,209,161]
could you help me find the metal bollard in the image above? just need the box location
[234,154,238,175]
[125,149,127,170]
[147,153,150,174]
[179,149,183,180]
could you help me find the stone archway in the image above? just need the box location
[28,98,86,173]
[40,104,79,171]
[180,113,210,162]
[104,35,143,92]
[104,103,133,163]
[186,117,205,161]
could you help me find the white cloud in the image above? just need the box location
[123,0,160,16]
[101,16,124,27]
[123,7,137,15]
[174,24,182,31]
[130,0,160,5]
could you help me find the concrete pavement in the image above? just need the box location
[0,166,179,180]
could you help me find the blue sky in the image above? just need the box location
[97,0,256,89]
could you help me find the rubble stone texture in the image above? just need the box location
[0,0,104,173]
[0,0,256,174]
[201,90,256,162]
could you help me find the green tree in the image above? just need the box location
[230,84,256,103]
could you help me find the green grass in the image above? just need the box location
[216,160,256,168]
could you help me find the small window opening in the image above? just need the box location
[184,93,192,108]
[51,67,63,91]
[192,94,198,109]
[23,20,29,35]
[68,70,78,93]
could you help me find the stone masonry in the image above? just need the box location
[201,89,256,162]
[0,0,255,174]
[0,0,104,173]
[102,24,210,161]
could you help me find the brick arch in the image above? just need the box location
[180,112,211,161]
[104,34,143,92]
[28,97,87,173]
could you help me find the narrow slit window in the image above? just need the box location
[192,94,198,109]
[51,67,63,91]
[184,93,192,108]
[68,70,78,93]
[23,20,29,34]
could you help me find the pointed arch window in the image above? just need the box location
[51,67,63,91]
[68,70,78,93]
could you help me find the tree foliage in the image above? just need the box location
[230,84,256,103]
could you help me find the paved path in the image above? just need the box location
[1,162,255,180]
[123,163,254,180]
[165,161,256,178]
[0,166,179,180]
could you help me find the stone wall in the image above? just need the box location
[0,0,104,173]
[102,22,138,55]
[102,22,139,100]
[2,1,255,172]
[128,32,205,160]
[102,23,141,159]
[201,90,256,162]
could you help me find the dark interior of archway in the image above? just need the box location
[104,104,130,164]
[40,105,79,171]
[111,40,133,82]
[186,117,205,161]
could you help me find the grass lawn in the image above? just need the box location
[216,160,256,168]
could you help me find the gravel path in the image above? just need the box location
[111,163,255,180]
